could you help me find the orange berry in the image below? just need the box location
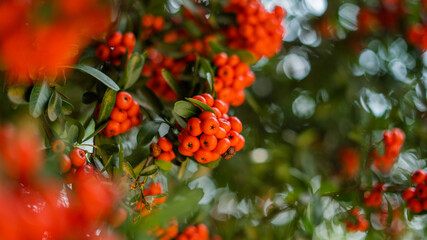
[412,169,426,184]
[200,134,218,151]
[211,107,222,118]
[182,135,200,153]
[69,148,86,168]
[201,117,220,135]
[156,151,175,162]
[232,76,246,90]
[201,93,214,107]
[153,17,164,31]
[402,187,416,201]
[226,130,240,146]
[110,107,128,122]
[218,118,231,132]
[408,198,423,213]
[96,44,110,61]
[158,137,173,152]
[178,145,193,156]
[127,101,140,117]
[52,140,66,153]
[199,111,217,121]
[108,207,127,228]
[131,114,142,126]
[122,32,136,50]
[213,99,229,114]
[227,55,240,67]
[214,127,227,139]
[217,65,234,83]
[187,117,203,136]
[120,119,132,133]
[178,130,190,143]
[116,92,134,110]
[107,32,123,47]
[416,183,427,198]
[141,14,155,28]
[194,149,211,163]
[105,120,121,136]
[229,116,242,133]
[234,134,245,151]
[112,45,127,59]
[214,138,231,155]
[59,153,71,173]
[192,95,207,105]
[214,53,228,66]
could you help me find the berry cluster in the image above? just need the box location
[0,124,123,239]
[213,53,255,106]
[57,146,89,175]
[224,0,285,59]
[181,35,218,62]
[364,183,386,207]
[402,169,427,213]
[344,208,369,232]
[373,128,405,173]
[178,93,245,163]
[137,182,167,216]
[142,48,186,101]
[152,137,176,162]
[152,219,179,240]
[96,31,136,66]
[97,92,142,137]
[176,224,210,240]
[141,14,165,40]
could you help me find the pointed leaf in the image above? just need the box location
[173,100,200,118]
[29,82,51,118]
[123,161,136,179]
[139,164,159,176]
[83,121,108,142]
[47,91,62,121]
[199,58,215,94]
[65,117,85,143]
[161,69,180,97]
[197,158,221,169]
[185,98,215,113]
[70,64,120,91]
[121,52,146,89]
[155,159,173,171]
[137,121,161,145]
[98,88,117,124]
[62,100,74,115]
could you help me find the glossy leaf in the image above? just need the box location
[62,100,74,115]
[70,64,120,91]
[161,69,180,97]
[137,121,161,146]
[65,117,85,143]
[47,91,62,121]
[173,100,200,118]
[29,82,51,118]
[139,164,159,176]
[155,159,173,171]
[121,52,145,89]
[123,161,136,179]
[185,98,215,113]
[98,88,117,124]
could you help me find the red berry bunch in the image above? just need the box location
[96,31,136,66]
[402,169,427,213]
[176,224,210,240]
[213,53,255,106]
[142,48,186,101]
[364,183,386,207]
[344,208,369,232]
[224,0,285,59]
[181,35,218,62]
[97,92,142,138]
[154,137,176,162]
[178,93,245,163]
[373,128,405,173]
[59,147,88,175]
[141,14,165,40]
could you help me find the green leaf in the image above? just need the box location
[139,164,159,176]
[161,69,180,97]
[173,100,200,118]
[199,58,215,95]
[155,159,173,171]
[100,143,120,155]
[62,100,74,115]
[197,158,221,169]
[183,20,201,38]
[186,98,215,113]
[65,117,85,143]
[137,121,161,145]
[69,64,120,91]
[29,82,51,118]
[47,91,62,121]
[98,88,117,124]
[208,41,224,54]
[100,155,114,173]
[230,50,257,65]
[123,161,136,179]
[8,86,30,104]
[83,121,108,142]
[121,52,146,89]
[386,197,393,227]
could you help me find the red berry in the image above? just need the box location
[116,92,134,110]
[402,187,416,201]
[408,198,423,213]
[107,32,123,47]
[69,148,87,167]
[412,169,426,184]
